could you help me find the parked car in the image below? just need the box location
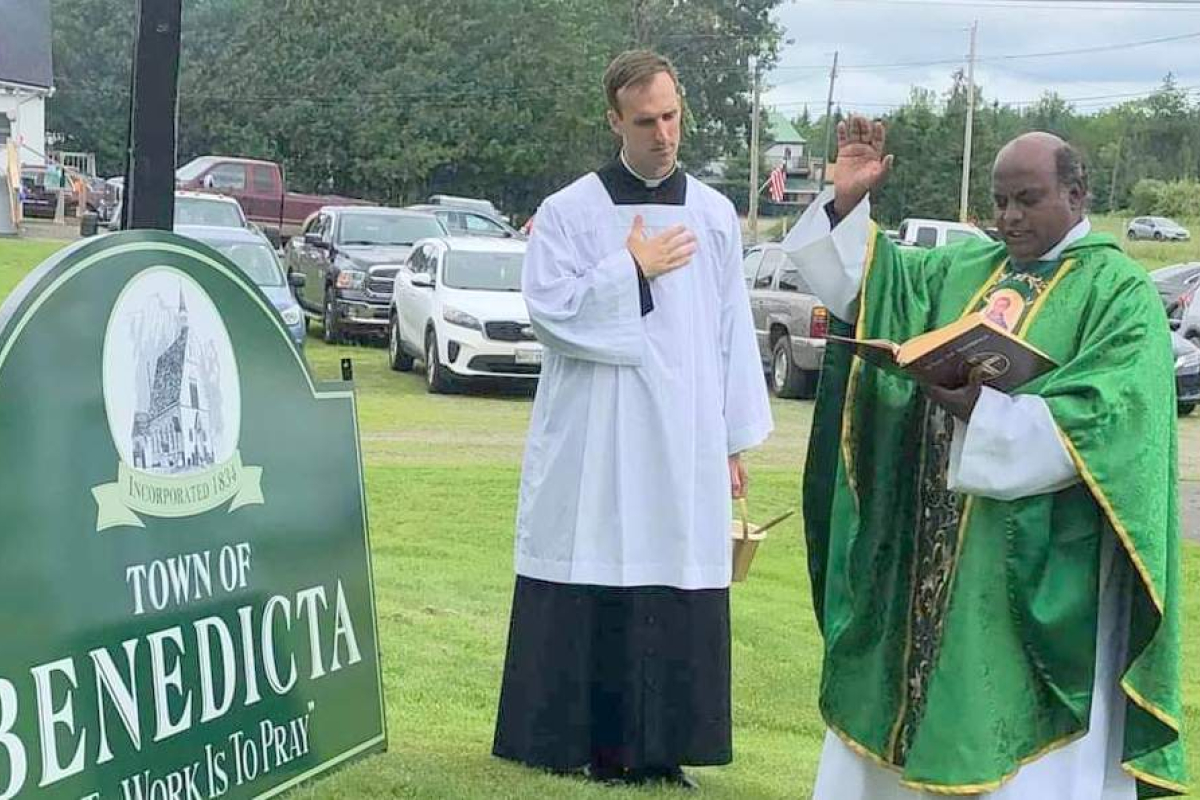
[1127,216,1190,242]
[426,194,502,218]
[1174,279,1200,347]
[1150,262,1200,314]
[388,236,539,393]
[175,155,373,245]
[744,243,828,398]
[176,225,306,349]
[284,206,447,344]
[104,191,252,233]
[406,203,523,239]
[895,218,992,248]
[1173,331,1200,416]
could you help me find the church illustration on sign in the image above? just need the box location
[130,286,215,474]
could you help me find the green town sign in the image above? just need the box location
[0,231,386,798]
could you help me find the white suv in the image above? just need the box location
[388,236,541,392]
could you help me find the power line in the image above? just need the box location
[768,28,1200,83]
[767,81,1200,112]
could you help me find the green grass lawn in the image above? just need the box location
[0,238,65,300]
[2,235,1198,798]
[1090,214,1200,270]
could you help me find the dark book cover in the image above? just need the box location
[829,314,1058,393]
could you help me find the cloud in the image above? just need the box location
[765,0,1200,115]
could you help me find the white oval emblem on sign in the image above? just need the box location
[103,266,241,476]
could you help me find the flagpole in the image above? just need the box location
[747,56,762,246]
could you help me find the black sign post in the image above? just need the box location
[121,0,181,231]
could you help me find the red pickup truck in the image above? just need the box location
[175,156,371,244]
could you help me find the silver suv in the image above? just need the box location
[1127,216,1190,242]
[744,244,828,399]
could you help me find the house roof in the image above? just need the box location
[767,112,805,145]
[0,0,52,89]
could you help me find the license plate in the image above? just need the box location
[514,349,542,365]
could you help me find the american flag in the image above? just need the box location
[767,163,786,203]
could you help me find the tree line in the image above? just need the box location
[47,0,1199,221]
[47,0,780,216]
[790,72,1200,224]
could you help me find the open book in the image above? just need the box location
[828,311,1057,393]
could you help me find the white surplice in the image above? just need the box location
[515,171,773,590]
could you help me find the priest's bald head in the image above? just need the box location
[992,132,1088,262]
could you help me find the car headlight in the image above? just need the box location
[1177,351,1200,370]
[336,269,367,290]
[281,305,303,326]
[442,307,482,331]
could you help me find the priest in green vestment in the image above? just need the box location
[781,116,1186,798]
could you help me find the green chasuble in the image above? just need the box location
[803,226,1187,796]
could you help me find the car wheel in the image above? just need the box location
[1154,231,1164,241]
[389,315,414,372]
[1127,229,1137,240]
[322,295,341,344]
[771,338,806,399]
[425,329,455,393]
[1179,403,1196,416]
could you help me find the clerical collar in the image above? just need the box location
[596,156,687,206]
[1038,217,1091,262]
[1009,218,1091,270]
[619,149,678,188]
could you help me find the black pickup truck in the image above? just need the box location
[283,206,446,343]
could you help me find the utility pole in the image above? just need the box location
[818,51,839,189]
[958,21,978,223]
[1109,135,1123,211]
[748,56,761,245]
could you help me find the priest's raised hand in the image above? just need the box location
[832,115,895,219]
[626,215,697,279]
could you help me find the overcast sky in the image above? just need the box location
[765,0,1200,119]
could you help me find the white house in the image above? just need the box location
[0,0,53,167]
[764,112,823,211]
[765,112,806,172]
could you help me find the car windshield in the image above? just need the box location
[1152,217,1180,227]
[945,229,979,245]
[211,242,285,286]
[176,157,220,182]
[176,196,244,227]
[1152,264,1200,283]
[337,214,443,246]
[443,251,524,291]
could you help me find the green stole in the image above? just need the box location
[803,229,1186,796]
